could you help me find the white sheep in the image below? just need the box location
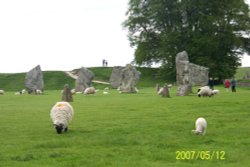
[197,86,213,97]
[36,89,43,94]
[212,89,220,95]
[14,91,22,95]
[104,87,109,91]
[71,89,76,95]
[103,91,109,95]
[0,90,5,95]
[21,89,27,94]
[50,101,74,134]
[157,87,164,95]
[84,87,97,95]
[192,117,207,135]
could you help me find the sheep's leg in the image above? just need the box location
[65,127,68,132]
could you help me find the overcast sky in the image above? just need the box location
[0,0,250,73]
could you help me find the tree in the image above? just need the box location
[123,0,250,80]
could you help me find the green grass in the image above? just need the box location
[0,86,249,167]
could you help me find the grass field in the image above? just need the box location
[0,86,249,167]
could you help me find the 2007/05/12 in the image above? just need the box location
[176,151,225,160]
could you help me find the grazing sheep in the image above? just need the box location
[36,89,43,94]
[192,117,207,135]
[197,86,213,97]
[50,101,74,134]
[14,91,22,95]
[0,90,5,95]
[71,89,76,95]
[212,89,220,95]
[21,89,26,94]
[103,91,109,95]
[157,87,164,95]
[84,87,97,95]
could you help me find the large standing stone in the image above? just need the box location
[25,65,44,94]
[176,51,192,96]
[189,63,209,86]
[109,66,124,88]
[176,51,209,96]
[75,67,94,92]
[120,64,141,93]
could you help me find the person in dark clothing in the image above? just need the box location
[208,78,214,90]
[231,78,236,92]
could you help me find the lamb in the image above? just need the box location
[192,117,207,135]
[0,90,5,95]
[197,86,214,97]
[84,87,97,95]
[50,101,74,134]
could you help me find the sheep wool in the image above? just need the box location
[50,101,74,134]
[197,86,213,97]
[192,117,207,135]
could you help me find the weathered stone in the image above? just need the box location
[75,67,94,92]
[62,84,73,102]
[120,64,141,93]
[176,51,209,96]
[176,51,191,96]
[189,63,209,86]
[109,66,124,88]
[25,65,44,94]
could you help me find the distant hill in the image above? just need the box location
[1,67,249,91]
[0,67,165,91]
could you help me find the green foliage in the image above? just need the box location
[0,87,249,166]
[124,0,250,79]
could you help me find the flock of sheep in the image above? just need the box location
[0,85,217,135]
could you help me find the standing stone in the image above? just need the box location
[176,51,192,96]
[109,66,124,88]
[75,67,94,92]
[25,65,44,94]
[120,64,141,93]
[189,63,209,86]
[62,84,73,102]
[176,51,209,96]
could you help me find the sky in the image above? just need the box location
[0,0,250,73]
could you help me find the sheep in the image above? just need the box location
[0,90,5,95]
[50,101,74,134]
[104,87,109,91]
[103,91,108,94]
[36,89,43,94]
[197,86,214,97]
[84,87,97,95]
[157,87,164,95]
[71,89,76,95]
[14,91,22,95]
[212,89,220,95]
[21,89,27,94]
[192,117,207,135]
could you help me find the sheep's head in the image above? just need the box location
[54,124,63,134]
